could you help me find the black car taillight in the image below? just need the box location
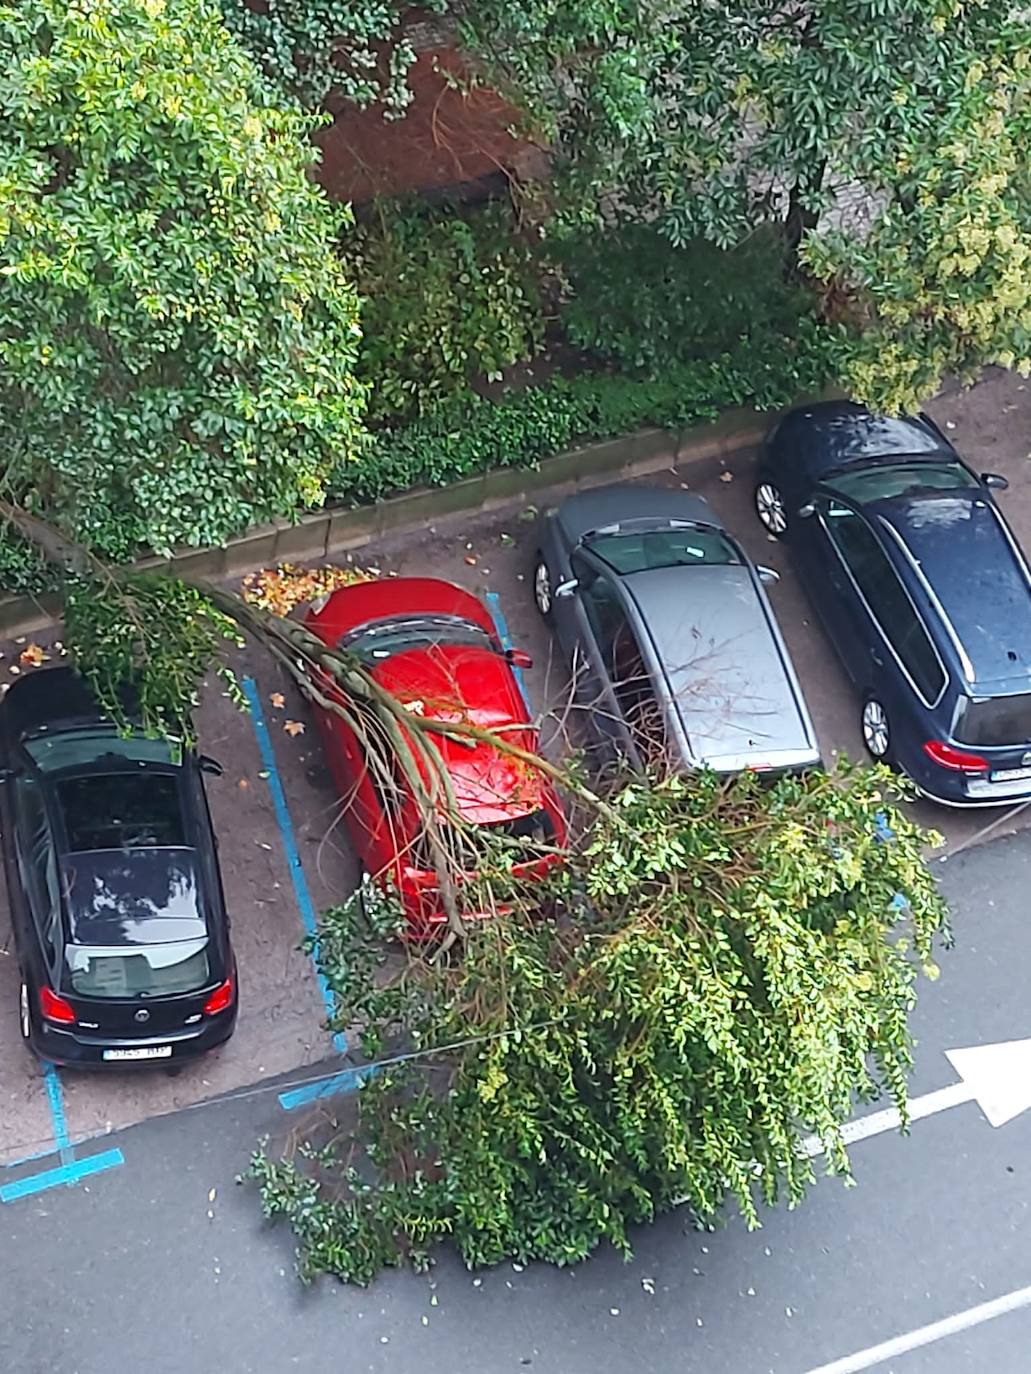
[202,975,234,1017]
[923,740,989,774]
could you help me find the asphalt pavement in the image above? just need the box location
[2,826,1030,1374]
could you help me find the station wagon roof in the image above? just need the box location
[874,492,1031,689]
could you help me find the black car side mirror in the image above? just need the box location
[198,754,224,777]
[797,503,816,519]
[982,472,1009,491]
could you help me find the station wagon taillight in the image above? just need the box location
[923,740,988,774]
[203,975,234,1017]
[39,986,76,1025]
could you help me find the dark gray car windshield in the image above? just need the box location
[24,729,182,773]
[954,693,1031,748]
[341,615,491,662]
[586,526,740,575]
[61,847,210,999]
[826,461,976,503]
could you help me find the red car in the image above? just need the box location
[304,578,566,934]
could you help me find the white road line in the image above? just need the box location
[800,1081,973,1157]
[802,1283,1031,1373]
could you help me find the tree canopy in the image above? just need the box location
[0,0,366,560]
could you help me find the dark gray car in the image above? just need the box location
[533,484,821,774]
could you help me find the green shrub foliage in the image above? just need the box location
[0,0,366,560]
[250,766,948,1284]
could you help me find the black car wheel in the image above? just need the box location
[755,477,790,538]
[533,554,554,620]
[19,981,31,1042]
[861,696,893,763]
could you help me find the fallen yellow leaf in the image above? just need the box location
[269,692,286,710]
[284,720,305,737]
[19,643,48,667]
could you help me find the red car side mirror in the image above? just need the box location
[505,648,534,671]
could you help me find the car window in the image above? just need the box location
[825,461,976,504]
[56,772,186,852]
[609,621,667,757]
[23,729,182,772]
[65,941,211,999]
[823,502,946,703]
[341,615,491,663]
[14,777,61,961]
[585,525,740,575]
[953,693,1031,747]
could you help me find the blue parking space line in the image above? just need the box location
[0,1148,124,1204]
[486,592,532,713]
[278,1064,378,1111]
[43,1062,72,1165]
[242,676,347,1054]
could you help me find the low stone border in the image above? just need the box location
[0,404,770,639]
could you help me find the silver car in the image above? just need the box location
[533,484,821,775]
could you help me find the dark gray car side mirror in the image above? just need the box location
[757,565,780,584]
[982,472,1009,491]
[797,503,816,519]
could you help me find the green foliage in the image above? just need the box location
[0,530,61,597]
[803,28,1031,413]
[557,226,816,374]
[0,0,366,561]
[328,324,835,504]
[217,0,444,113]
[348,203,544,422]
[63,573,244,741]
[248,764,949,1283]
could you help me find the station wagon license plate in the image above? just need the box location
[990,765,1031,784]
[102,1045,173,1062]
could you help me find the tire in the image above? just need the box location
[754,476,790,538]
[533,554,554,621]
[861,695,893,763]
[18,981,31,1042]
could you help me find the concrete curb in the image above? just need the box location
[0,405,769,638]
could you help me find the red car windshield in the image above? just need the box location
[340,614,492,663]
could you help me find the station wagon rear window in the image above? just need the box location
[586,526,740,575]
[954,693,1031,748]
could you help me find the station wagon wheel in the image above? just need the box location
[755,478,789,537]
[19,982,31,1041]
[861,696,892,762]
[533,555,553,620]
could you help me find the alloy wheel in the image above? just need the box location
[755,481,788,536]
[862,698,891,759]
[533,558,553,618]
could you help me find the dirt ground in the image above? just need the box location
[2,366,1029,1174]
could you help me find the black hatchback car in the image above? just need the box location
[0,667,237,1064]
[755,400,1031,806]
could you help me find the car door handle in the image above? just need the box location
[870,648,884,668]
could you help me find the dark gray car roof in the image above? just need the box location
[625,565,816,765]
[556,485,722,545]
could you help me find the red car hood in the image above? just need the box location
[372,644,543,824]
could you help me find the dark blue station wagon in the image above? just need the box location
[755,400,1031,806]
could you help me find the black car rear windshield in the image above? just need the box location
[954,693,1031,748]
[826,461,977,504]
[341,615,491,662]
[586,525,740,575]
[56,772,185,851]
[61,848,210,999]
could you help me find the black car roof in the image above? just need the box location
[873,491,1031,689]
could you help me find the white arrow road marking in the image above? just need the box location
[801,1035,1031,1158]
[802,1283,1031,1374]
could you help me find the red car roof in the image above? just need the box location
[306,580,540,824]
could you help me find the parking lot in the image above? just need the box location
[2,367,1031,1193]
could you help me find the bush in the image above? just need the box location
[0,0,366,560]
[0,531,61,597]
[348,203,545,423]
[249,764,948,1283]
[328,322,836,504]
[557,224,816,374]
